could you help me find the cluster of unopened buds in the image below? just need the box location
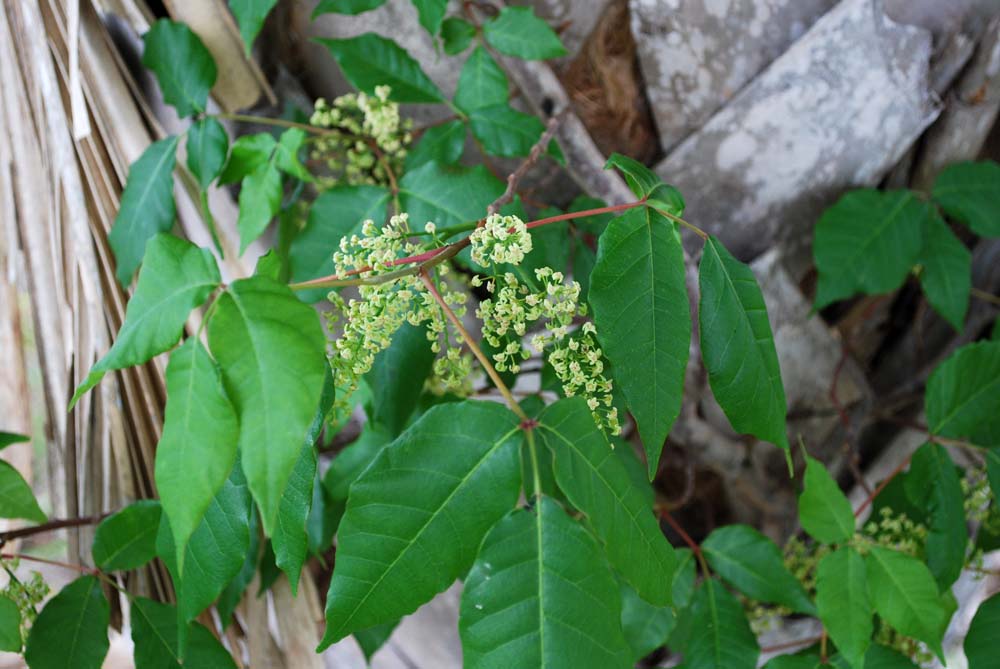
[310,85,411,188]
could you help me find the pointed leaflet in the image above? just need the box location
[316,33,443,103]
[589,207,690,477]
[864,547,949,660]
[537,398,677,605]
[603,154,686,215]
[798,457,854,544]
[459,498,631,669]
[24,576,109,669]
[237,161,283,253]
[186,117,229,189]
[208,276,326,534]
[816,547,871,669]
[685,579,759,669]
[274,128,312,182]
[272,443,316,595]
[319,401,522,648]
[141,20,216,118]
[217,511,260,627]
[131,597,236,669]
[699,236,788,450]
[411,0,447,35]
[813,190,928,308]
[355,623,398,661]
[482,6,567,60]
[931,161,1000,237]
[366,321,436,436]
[620,581,676,663]
[219,133,276,184]
[91,500,162,571]
[229,0,278,54]
[454,47,509,114]
[442,17,475,55]
[155,337,238,576]
[469,106,546,159]
[702,525,814,614]
[399,162,504,229]
[918,212,970,331]
[0,461,45,523]
[108,137,180,286]
[0,432,28,450]
[0,596,19,652]
[405,120,466,170]
[965,592,1000,669]
[73,235,220,405]
[156,466,251,622]
[925,341,1000,439]
[903,442,967,590]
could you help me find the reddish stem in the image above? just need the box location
[524,201,644,230]
[854,450,914,518]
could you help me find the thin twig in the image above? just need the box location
[0,514,107,545]
[487,108,567,215]
[972,287,1000,306]
[854,451,914,518]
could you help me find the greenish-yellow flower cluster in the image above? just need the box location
[310,85,411,188]
[0,560,48,643]
[469,213,533,267]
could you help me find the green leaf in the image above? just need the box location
[0,432,28,450]
[699,236,788,450]
[931,161,1000,237]
[903,442,967,590]
[186,118,229,189]
[237,161,283,253]
[313,0,385,16]
[469,105,545,158]
[0,461,46,523]
[219,133,276,185]
[441,17,475,55]
[0,595,21,652]
[405,120,466,170]
[590,207,690,477]
[318,401,521,648]
[316,33,443,103]
[672,548,697,609]
[155,337,238,576]
[24,576,109,669]
[816,547,871,669]
[217,511,260,626]
[702,525,814,614]
[228,0,278,53]
[289,184,390,299]
[482,6,567,60]
[141,20,216,117]
[620,580,675,663]
[366,321,436,435]
[765,651,822,669]
[917,213,970,330]
[108,136,180,286]
[131,597,237,669]
[208,276,327,534]
[604,153,661,201]
[322,423,392,534]
[273,444,315,595]
[72,235,220,406]
[92,500,161,571]
[925,341,1000,439]
[685,579,759,669]
[157,465,252,622]
[411,0,447,35]
[454,47,509,113]
[399,162,504,228]
[274,128,312,182]
[813,190,928,309]
[537,398,677,605]
[798,457,854,544]
[354,622,398,661]
[864,546,949,660]
[965,592,1000,669]
[459,497,631,668]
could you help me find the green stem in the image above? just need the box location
[650,205,709,240]
[214,112,325,136]
[525,429,542,499]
